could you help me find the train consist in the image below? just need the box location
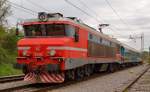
[15,12,142,83]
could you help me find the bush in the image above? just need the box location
[0,26,22,76]
[1,31,18,54]
[0,46,8,64]
[0,26,7,43]
[147,57,150,64]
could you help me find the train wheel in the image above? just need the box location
[118,64,122,70]
[86,65,94,76]
[94,64,101,73]
[68,70,75,80]
[115,64,119,71]
[76,67,84,80]
[90,64,94,74]
[85,65,90,77]
[108,64,115,73]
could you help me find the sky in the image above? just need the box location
[7,0,150,51]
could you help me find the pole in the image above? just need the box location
[149,46,150,56]
[141,33,144,53]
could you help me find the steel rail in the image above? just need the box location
[0,65,145,92]
[121,65,150,92]
[0,74,24,83]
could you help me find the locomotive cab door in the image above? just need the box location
[120,46,125,57]
[74,28,79,42]
[120,46,125,61]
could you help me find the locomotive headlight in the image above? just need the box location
[22,50,27,56]
[49,49,56,56]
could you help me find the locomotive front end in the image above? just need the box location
[17,38,67,83]
[15,12,80,83]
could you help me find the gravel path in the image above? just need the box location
[128,66,150,92]
[47,65,148,92]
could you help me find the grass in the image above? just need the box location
[0,45,23,77]
[0,63,22,77]
[0,46,22,77]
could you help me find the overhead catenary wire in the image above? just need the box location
[11,5,35,16]
[77,0,122,35]
[10,15,24,21]
[9,0,131,39]
[7,1,38,15]
[26,0,50,12]
[65,0,124,37]
[65,0,118,37]
[104,0,133,31]
[64,0,97,20]
[7,1,38,27]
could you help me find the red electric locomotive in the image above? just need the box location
[15,12,141,83]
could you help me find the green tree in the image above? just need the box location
[0,0,11,25]
[1,28,18,54]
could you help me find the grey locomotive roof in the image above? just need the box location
[23,17,140,53]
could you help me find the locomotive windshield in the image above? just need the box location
[23,24,75,37]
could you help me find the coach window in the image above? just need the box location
[89,33,93,40]
[93,35,98,43]
[111,43,115,47]
[100,38,102,44]
[110,42,112,46]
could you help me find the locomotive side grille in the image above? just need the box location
[88,40,116,58]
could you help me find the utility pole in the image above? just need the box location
[129,33,144,52]
[141,33,144,52]
[149,46,150,56]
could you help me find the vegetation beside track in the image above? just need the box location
[0,26,22,76]
[141,51,150,64]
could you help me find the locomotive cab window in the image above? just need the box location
[24,25,44,36]
[23,24,77,37]
[46,24,65,36]
[65,25,75,37]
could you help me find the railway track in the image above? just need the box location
[0,65,147,92]
[0,71,110,92]
[0,74,24,83]
[121,65,150,92]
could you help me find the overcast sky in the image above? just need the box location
[7,0,150,51]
